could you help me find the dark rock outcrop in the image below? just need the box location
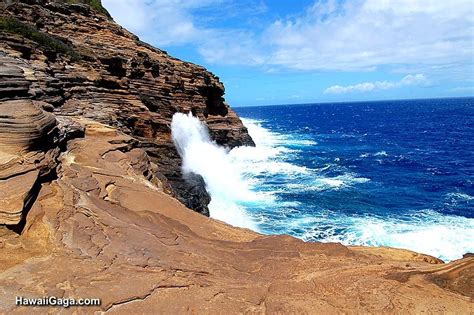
[0,0,254,219]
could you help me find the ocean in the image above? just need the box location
[171,97,474,262]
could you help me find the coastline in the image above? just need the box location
[198,107,473,262]
[1,120,472,313]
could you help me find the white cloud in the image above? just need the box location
[266,0,474,75]
[197,30,265,65]
[102,0,221,46]
[324,74,429,94]
[449,86,474,93]
[400,74,430,86]
[102,0,266,64]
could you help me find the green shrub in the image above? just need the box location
[0,16,80,60]
[64,0,111,17]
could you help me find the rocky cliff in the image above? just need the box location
[0,1,472,314]
[0,0,254,222]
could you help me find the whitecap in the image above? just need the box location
[241,118,317,147]
[289,139,318,146]
[374,151,388,157]
[446,192,474,201]
[300,210,474,262]
[284,174,370,192]
[319,178,345,187]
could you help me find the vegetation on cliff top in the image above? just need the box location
[62,0,111,17]
[0,16,80,60]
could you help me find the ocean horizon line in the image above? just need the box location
[235,95,474,108]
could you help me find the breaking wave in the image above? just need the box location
[298,210,474,262]
[171,112,473,261]
[171,113,258,230]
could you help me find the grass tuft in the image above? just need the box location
[0,16,81,60]
[63,0,111,17]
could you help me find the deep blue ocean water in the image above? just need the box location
[229,98,473,261]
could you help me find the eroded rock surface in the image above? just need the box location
[0,56,61,224]
[0,121,472,314]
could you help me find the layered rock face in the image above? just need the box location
[0,0,253,218]
[0,1,473,313]
[0,100,53,223]
[0,54,61,225]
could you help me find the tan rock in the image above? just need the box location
[1,1,253,215]
[0,99,56,154]
[0,170,38,225]
[0,97,58,225]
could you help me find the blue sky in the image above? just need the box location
[103,0,474,106]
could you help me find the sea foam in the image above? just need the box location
[171,114,313,230]
[299,210,474,262]
[171,112,258,230]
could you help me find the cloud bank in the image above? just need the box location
[324,74,429,94]
[266,0,473,75]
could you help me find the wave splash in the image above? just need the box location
[171,112,258,229]
[171,112,374,229]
